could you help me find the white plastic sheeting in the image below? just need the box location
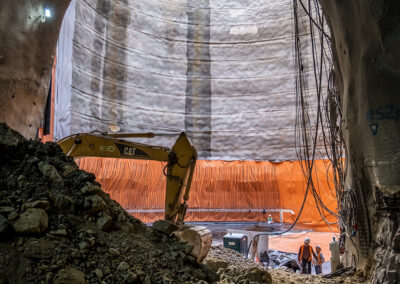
[55,0,325,160]
[55,0,76,141]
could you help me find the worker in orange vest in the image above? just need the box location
[313,245,325,275]
[298,237,317,274]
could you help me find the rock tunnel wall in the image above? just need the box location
[0,0,70,138]
[1,1,399,281]
[54,0,326,161]
[319,1,400,282]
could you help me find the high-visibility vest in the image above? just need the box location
[316,252,322,265]
[299,245,313,262]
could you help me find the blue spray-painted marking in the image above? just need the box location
[366,105,400,135]
[369,123,379,136]
[366,105,400,121]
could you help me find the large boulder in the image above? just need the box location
[38,162,64,187]
[13,208,48,234]
[84,195,106,215]
[96,213,113,231]
[55,194,74,213]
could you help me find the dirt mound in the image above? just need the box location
[0,123,216,283]
[204,246,272,283]
[206,246,366,284]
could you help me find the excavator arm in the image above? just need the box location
[57,132,197,226]
[58,131,211,262]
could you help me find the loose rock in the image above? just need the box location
[54,194,74,213]
[13,208,48,234]
[38,162,63,186]
[80,182,102,196]
[24,239,54,259]
[0,207,14,214]
[96,213,112,231]
[53,267,85,284]
[117,261,130,271]
[21,200,51,211]
[0,215,13,239]
[0,123,218,283]
[84,195,106,215]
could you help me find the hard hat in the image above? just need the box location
[269,214,271,217]
[316,245,321,249]
[304,237,310,243]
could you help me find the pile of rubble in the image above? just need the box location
[0,123,368,284]
[268,267,366,284]
[204,246,272,283]
[0,123,216,283]
[204,246,366,284]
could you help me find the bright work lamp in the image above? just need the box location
[44,8,51,18]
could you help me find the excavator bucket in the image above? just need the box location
[173,225,212,262]
[153,220,212,262]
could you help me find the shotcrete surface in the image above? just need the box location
[0,0,70,138]
[318,1,400,282]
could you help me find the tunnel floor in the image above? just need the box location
[187,221,335,274]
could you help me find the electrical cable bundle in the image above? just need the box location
[293,0,351,231]
[247,2,351,255]
[246,1,347,255]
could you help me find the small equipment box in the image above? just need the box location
[223,233,248,255]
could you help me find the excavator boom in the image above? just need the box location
[58,132,170,161]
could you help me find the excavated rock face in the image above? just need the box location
[0,123,217,283]
[0,0,70,138]
[319,1,400,282]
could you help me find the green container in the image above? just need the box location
[223,233,248,255]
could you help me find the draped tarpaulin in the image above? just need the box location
[76,158,338,231]
[54,0,327,161]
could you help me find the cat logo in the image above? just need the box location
[123,147,136,156]
[99,146,115,152]
[115,143,149,158]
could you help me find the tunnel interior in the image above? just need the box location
[0,0,399,283]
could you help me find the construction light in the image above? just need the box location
[44,8,51,18]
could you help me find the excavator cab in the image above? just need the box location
[57,131,211,261]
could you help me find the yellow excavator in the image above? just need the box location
[57,131,211,261]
